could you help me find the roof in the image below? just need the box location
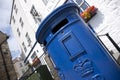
[9,0,15,24]
[0,31,9,45]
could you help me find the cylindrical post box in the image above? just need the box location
[36,3,120,80]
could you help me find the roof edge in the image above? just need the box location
[9,0,15,24]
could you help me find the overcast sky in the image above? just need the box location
[0,0,21,59]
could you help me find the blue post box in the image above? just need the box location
[36,3,120,80]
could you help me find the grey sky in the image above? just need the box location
[0,0,21,59]
[0,0,12,25]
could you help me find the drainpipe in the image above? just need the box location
[24,41,37,63]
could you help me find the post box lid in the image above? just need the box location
[36,3,79,45]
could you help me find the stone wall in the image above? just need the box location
[0,31,17,80]
[44,54,61,80]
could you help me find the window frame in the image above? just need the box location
[30,5,42,24]
[22,42,27,52]
[75,0,90,12]
[42,0,49,5]
[17,28,21,37]
[25,32,32,47]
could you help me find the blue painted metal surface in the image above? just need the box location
[36,3,120,80]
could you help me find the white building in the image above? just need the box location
[10,0,120,69]
[13,57,28,79]
[10,0,66,65]
[80,0,120,64]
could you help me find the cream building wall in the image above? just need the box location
[10,0,66,64]
[84,0,120,63]
[0,31,17,80]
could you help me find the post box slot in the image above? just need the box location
[52,18,68,34]
[43,40,47,46]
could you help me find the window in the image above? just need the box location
[19,17,24,27]
[4,52,8,54]
[21,21,24,27]
[25,32,32,47]
[19,63,23,67]
[22,42,27,52]
[12,15,15,24]
[19,17,22,23]
[17,28,21,36]
[24,0,27,3]
[37,50,39,53]
[31,51,37,60]
[15,8,18,14]
[42,0,49,5]
[14,4,16,10]
[14,4,18,14]
[30,5,42,24]
[21,69,25,74]
[76,0,97,22]
[80,2,89,11]
[75,0,83,4]
[75,0,89,12]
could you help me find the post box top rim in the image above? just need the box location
[36,3,80,44]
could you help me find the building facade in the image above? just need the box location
[0,31,17,80]
[10,0,66,65]
[10,0,120,79]
[13,57,28,79]
[10,0,66,79]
